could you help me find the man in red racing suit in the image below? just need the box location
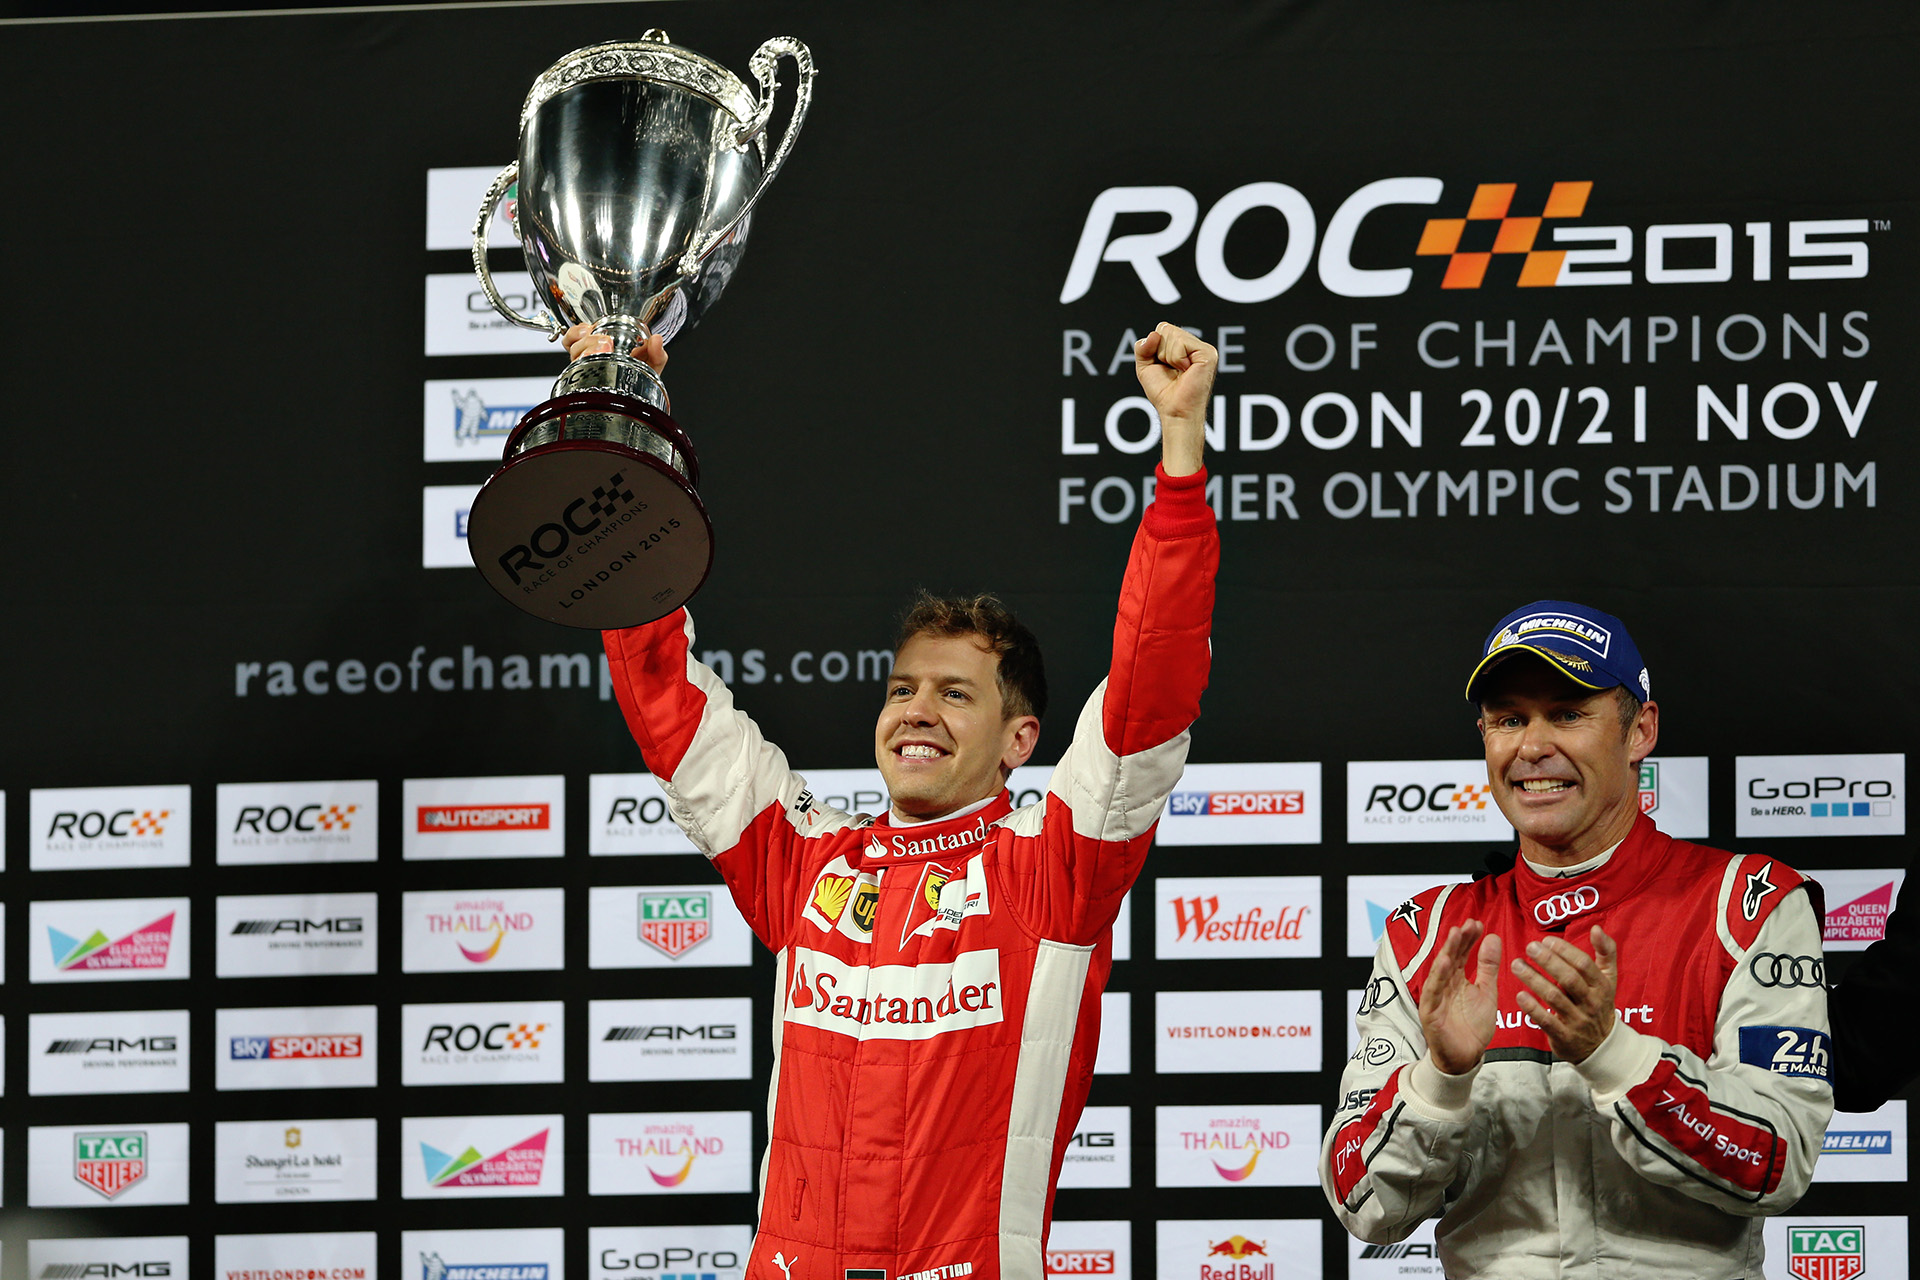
[596,322,1220,1280]
[1322,602,1831,1278]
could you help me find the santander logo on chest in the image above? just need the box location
[862,805,1004,866]
[785,945,1005,1041]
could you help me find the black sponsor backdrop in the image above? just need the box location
[0,1,1913,1276]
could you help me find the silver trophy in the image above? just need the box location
[465,30,815,628]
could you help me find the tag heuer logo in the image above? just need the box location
[1638,761,1660,815]
[639,892,711,958]
[1789,1226,1866,1280]
[74,1130,148,1198]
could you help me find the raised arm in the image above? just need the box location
[1000,324,1220,943]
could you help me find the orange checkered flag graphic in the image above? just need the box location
[1417,182,1592,288]
[507,1023,547,1049]
[1450,785,1494,811]
[129,809,170,836]
[315,804,356,831]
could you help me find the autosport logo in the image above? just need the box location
[1061,179,1871,302]
[229,1033,363,1060]
[497,472,640,586]
[1532,885,1601,927]
[418,803,551,832]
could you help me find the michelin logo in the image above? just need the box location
[1491,613,1611,656]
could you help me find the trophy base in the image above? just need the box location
[466,391,713,629]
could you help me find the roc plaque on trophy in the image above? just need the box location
[465,31,815,628]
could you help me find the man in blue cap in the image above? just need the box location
[1321,602,1833,1279]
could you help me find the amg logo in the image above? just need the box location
[46,1037,178,1055]
[1358,1243,1435,1259]
[230,917,364,935]
[1067,1131,1115,1148]
[603,1024,737,1041]
[39,1266,172,1278]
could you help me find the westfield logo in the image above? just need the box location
[1171,896,1310,943]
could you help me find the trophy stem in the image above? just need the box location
[551,348,670,413]
[594,316,650,355]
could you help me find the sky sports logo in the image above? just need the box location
[229,1034,363,1060]
[1047,1250,1116,1275]
[417,804,551,832]
[1155,764,1322,846]
[1168,790,1304,817]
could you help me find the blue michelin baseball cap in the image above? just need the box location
[1465,600,1651,703]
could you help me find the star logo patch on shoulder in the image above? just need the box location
[1741,863,1778,922]
[1388,898,1424,935]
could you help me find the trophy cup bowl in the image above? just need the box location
[465,30,815,629]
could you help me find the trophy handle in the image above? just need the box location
[472,161,564,337]
[678,36,817,278]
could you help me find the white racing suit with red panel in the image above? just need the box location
[1322,816,1832,1279]
[603,466,1218,1280]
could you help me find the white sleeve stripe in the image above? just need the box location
[1048,680,1189,844]
[1403,884,1458,979]
[1714,856,1742,960]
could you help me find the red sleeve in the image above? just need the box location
[1005,465,1219,943]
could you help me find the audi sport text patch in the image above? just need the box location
[1738,1025,1833,1082]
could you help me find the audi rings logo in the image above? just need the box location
[1356,976,1400,1015]
[1532,885,1601,926]
[1749,952,1827,988]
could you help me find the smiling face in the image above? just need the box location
[875,632,1040,822]
[1476,656,1659,865]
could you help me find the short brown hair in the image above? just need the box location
[894,592,1048,721]
[1610,685,1642,738]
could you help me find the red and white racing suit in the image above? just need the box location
[1323,816,1832,1279]
[604,466,1217,1280]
